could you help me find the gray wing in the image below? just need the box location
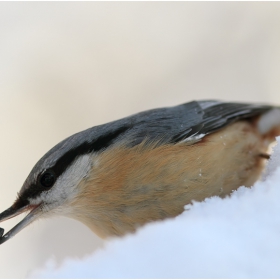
[47,100,275,157]
[118,100,273,146]
[30,100,274,178]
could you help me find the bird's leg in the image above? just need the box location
[259,153,270,160]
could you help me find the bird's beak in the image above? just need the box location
[0,203,42,245]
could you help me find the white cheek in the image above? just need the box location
[29,153,96,209]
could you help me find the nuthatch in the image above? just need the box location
[0,100,280,244]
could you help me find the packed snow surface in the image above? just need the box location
[34,137,280,278]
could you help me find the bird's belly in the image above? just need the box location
[74,121,272,238]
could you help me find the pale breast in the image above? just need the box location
[71,120,276,238]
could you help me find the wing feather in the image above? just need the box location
[124,100,274,146]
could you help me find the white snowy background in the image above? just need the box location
[1,2,280,278]
[31,138,280,278]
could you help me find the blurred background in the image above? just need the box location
[1,2,280,278]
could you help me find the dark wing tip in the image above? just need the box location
[0,227,4,237]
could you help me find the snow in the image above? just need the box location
[33,137,280,278]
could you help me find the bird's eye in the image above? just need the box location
[39,171,56,188]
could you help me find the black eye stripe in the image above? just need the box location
[16,124,130,205]
[51,125,130,179]
[15,170,57,207]
[39,170,56,188]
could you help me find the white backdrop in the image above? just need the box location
[0,2,280,278]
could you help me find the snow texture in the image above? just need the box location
[33,138,280,278]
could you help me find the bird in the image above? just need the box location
[0,100,280,245]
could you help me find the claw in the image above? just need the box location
[259,153,270,159]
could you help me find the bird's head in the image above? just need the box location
[0,133,95,245]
